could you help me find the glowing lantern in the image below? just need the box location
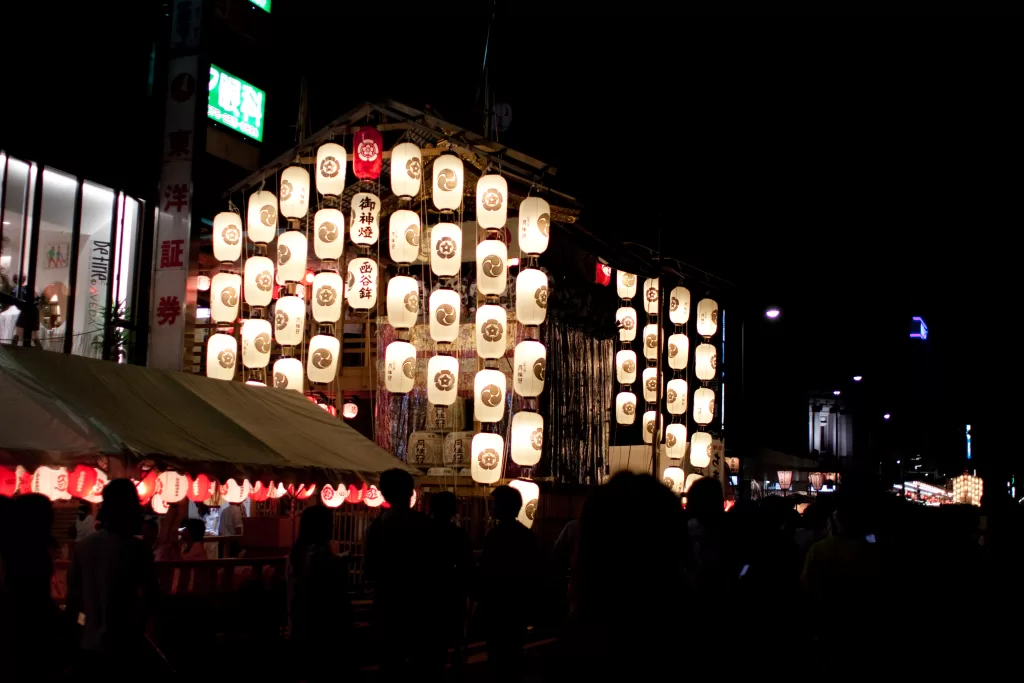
[244,256,275,307]
[272,357,304,392]
[320,484,343,508]
[475,369,507,423]
[684,474,703,493]
[197,275,211,292]
[669,286,691,324]
[353,127,383,180]
[210,272,241,323]
[514,341,546,397]
[213,211,243,262]
[516,269,549,325]
[519,197,551,255]
[476,305,507,360]
[642,367,658,402]
[247,190,278,244]
[350,192,380,245]
[68,465,98,499]
[0,466,18,497]
[32,466,69,501]
[430,223,462,277]
[427,355,459,405]
[274,295,305,346]
[666,378,687,415]
[342,401,358,418]
[617,271,637,300]
[150,494,169,515]
[345,483,366,504]
[642,324,661,360]
[476,240,508,295]
[809,472,825,491]
[432,154,464,211]
[222,478,250,504]
[695,343,717,381]
[364,484,384,508]
[696,298,718,337]
[384,341,417,394]
[663,467,685,495]
[307,335,340,383]
[642,278,659,314]
[429,288,461,342]
[313,209,344,260]
[615,391,637,425]
[390,142,422,197]
[471,433,504,484]
[311,271,343,323]
[158,471,188,503]
[279,166,310,219]
[615,349,637,384]
[135,470,158,505]
[84,469,108,504]
[386,275,419,329]
[240,319,272,369]
[315,142,347,197]
[642,411,662,444]
[246,380,266,387]
[276,231,308,283]
[690,432,712,468]
[667,333,689,370]
[777,470,793,491]
[186,474,211,502]
[509,479,540,528]
[476,174,508,229]
[693,387,715,425]
[249,481,270,503]
[273,482,288,498]
[510,411,543,466]
[616,307,638,342]
[346,257,378,310]
[388,210,421,264]
[665,423,687,459]
[206,333,237,380]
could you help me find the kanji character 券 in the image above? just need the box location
[156,296,181,326]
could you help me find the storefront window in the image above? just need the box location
[0,156,32,344]
[111,194,140,362]
[72,182,116,357]
[34,168,78,352]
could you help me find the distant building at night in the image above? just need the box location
[808,392,853,458]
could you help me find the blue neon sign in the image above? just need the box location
[910,316,928,340]
[966,424,971,461]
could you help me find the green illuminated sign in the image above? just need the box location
[208,64,265,142]
[249,0,271,12]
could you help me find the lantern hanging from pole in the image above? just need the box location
[690,432,712,468]
[276,230,308,284]
[476,174,508,229]
[210,272,241,323]
[616,307,637,342]
[240,319,272,369]
[513,341,546,397]
[476,305,507,360]
[206,333,237,380]
[307,334,340,384]
[158,471,188,503]
[272,357,304,392]
[430,223,462,277]
[695,343,717,381]
[617,271,637,300]
[665,423,687,459]
[509,479,540,528]
[311,271,343,323]
[615,350,637,384]
[471,432,504,484]
[642,411,661,445]
[427,355,459,405]
[353,127,383,180]
[809,472,825,491]
[662,467,685,495]
[274,295,305,346]
[187,474,212,503]
[615,391,637,425]
[364,484,384,508]
[474,369,507,423]
[510,411,543,466]
[350,192,380,245]
[388,210,421,264]
[476,240,508,296]
[669,286,691,324]
[222,478,250,504]
[666,378,687,415]
[320,484,343,508]
[432,154,464,211]
[244,256,275,307]
[642,324,661,360]
[386,275,419,329]
[247,190,278,244]
[642,367,658,402]
[384,341,417,394]
[390,142,422,198]
[313,208,344,260]
[643,278,659,315]
[515,268,548,325]
[519,197,551,255]
[667,333,689,370]
[693,387,715,425]
[777,470,793,490]
[696,298,718,337]
[429,289,460,342]
[68,465,98,499]
[213,211,243,263]
[346,257,378,310]
[315,142,347,197]
[279,166,310,219]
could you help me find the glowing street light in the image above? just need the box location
[833,390,841,396]
[765,307,781,319]
[883,413,891,420]
[853,375,863,382]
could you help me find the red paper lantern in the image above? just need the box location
[18,467,33,494]
[345,483,365,504]
[353,127,383,180]
[136,470,158,505]
[595,262,612,286]
[296,484,317,500]
[186,474,212,502]
[84,469,108,504]
[249,481,270,503]
[68,465,98,499]
[0,466,17,496]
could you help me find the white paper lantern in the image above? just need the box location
[519,197,551,255]
[642,410,662,444]
[432,154,464,211]
[390,142,422,198]
[274,295,305,346]
[247,190,278,244]
[84,469,108,504]
[430,222,462,277]
[276,231,308,283]
[311,271,343,323]
[315,142,347,197]
[222,478,251,504]
[475,369,507,423]
[350,192,380,245]
[615,350,637,384]
[364,485,384,508]
[513,341,546,397]
[476,174,508,229]
[509,479,540,528]
[669,286,691,324]
[642,324,661,360]
[279,166,310,219]
[386,275,419,329]
[384,341,417,394]
[697,298,718,337]
[666,378,687,415]
[429,288,460,342]
[665,423,687,459]
[206,333,237,380]
[690,431,712,468]
[313,208,344,260]
[510,411,543,466]
[388,209,421,264]
[516,268,549,325]
[427,355,459,405]
[244,256,275,307]
[476,240,508,295]
[695,343,717,381]
[616,307,637,342]
[642,278,660,315]
[320,484,343,508]
[667,333,689,370]
[31,466,68,501]
[471,433,504,484]
[346,257,378,310]
[693,387,715,425]
[642,367,658,402]
[684,474,703,493]
[197,275,211,292]
[662,467,685,495]
[150,493,169,515]
[158,471,188,504]
[272,357,304,392]
[241,318,272,369]
[615,391,637,425]
[476,305,507,360]
[213,211,243,263]
[617,271,637,299]
[210,272,241,323]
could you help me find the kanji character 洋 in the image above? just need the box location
[163,184,189,212]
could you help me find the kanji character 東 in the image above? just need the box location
[167,130,191,158]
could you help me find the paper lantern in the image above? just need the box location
[30,466,69,501]
[240,319,272,369]
[432,154,464,211]
[476,305,507,360]
[206,333,237,380]
[243,256,275,307]
[313,208,344,260]
[272,357,304,392]
[662,467,685,495]
[210,272,241,323]
[388,209,421,264]
[187,474,212,502]
[684,474,703,493]
[427,355,459,405]
[642,411,662,444]
[384,341,417,394]
[666,378,687,415]
[158,471,188,503]
[386,275,419,329]
[669,286,691,324]
[274,295,305,346]
[307,334,340,383]
[345,483,366,504]
[353,127,383,180]
[513,341,546,397]
[350,192,380,245]
[390,142,422,197]
[518,197,551,255]
[777,470,793,490]
[690,432,712,468]
[310,271,343,323]
[247,190,278,244]
[809,472,825,491]
[273,482,288,498]
[642,278,659,315]
[617,271,637,299]
[697,298,718,337]
[429,289,460,342]
[246,380,266,387]
[638,367,655,402]
[615,350,637,384]
[0,466,16,497]
[667,334,689,370]
[315,142,347,197]
[346,257,378,310]
[84,469,108,504]
[665,423,687,459]
[475,369,507,423]
[471,433,504,484]
[279,166,310,219]
[510,411,543,467]
[150,493,169,515]
[249,481,270,503]
[642,324,661,360]
[509,479,540,528]
[197,275,211,292]
[213,211,243,262]
[320,484,343,508]
[135,470,157,505]
[693,387,715,425]
[476,174,508,229]
[615,391,637,425]
[476,240,508,295]
[68,465,98,499]
[364,484,384,508]
[516,268,548,325]
[695,343,717,381]
[442,432,473,467]
[616,307,637,342]
[221,478,250,504]
[276,230,308,283]
[430,222,462,277]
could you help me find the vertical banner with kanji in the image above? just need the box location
[710,438,726,488]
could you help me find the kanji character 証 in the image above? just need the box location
[160,239,185,268]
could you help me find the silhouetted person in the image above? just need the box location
[429,491,473,674]
[686,476,727,576]
[69,501,96,541]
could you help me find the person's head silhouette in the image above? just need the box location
[98,478,142,535]
[687,476,724,525]
[429,490,458,522]
[489,485,523,524]
[379,468,415,509]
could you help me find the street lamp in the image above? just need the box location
[765,307,781,319]
[833,390,841,396]
[853,375,863,382]
[883,413,891,420]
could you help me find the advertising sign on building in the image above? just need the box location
[208,64,266,142]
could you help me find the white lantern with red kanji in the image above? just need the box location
[616,307,637,342]
[471,433,504,484]
[32,466,70,501]
[669,286,691,324]
[427,355,459,405]
[274,295,305,346]
[509,479,540,528]
[386,275,419,329]
[83,469,108,504]
[429,288,460,342]
[244,256,275,307]
[476,305,507,360]
[615,349,637,384]
[320,484,344,508]
[350,192,380,246]
[642,324,661,360]
[476,240,508,296]
[276,231,307,284]
[615,391,637,425]
[476,174,508,229]
[213,211,243,263]
[516,269,548,325]
[777,470,793,491]
[667,333,689,370]
[510,411,543,466]
[697,298,718,337]
[279,166,310,219]
[384,341,417,394]
[307,335,340,384]
[247,190,278,244]
[666,378,687,415]
[272,357,304,392]
[475,369,506,423]
[210,272,241,323]
[694,387,715,425]
[430,223,462,277]
[311,271,343,323]
[388,210,421,264]
[513,341,546,397]
[695,343,717,381]
[519,197,551,255]
[346,257,378,310]
[642,411,661,444]
[666,423,687,459]
[364,485,384,508]
[390,142,422,198]
[314,209,344,260]
[432,154,464,211]
[206,333,237,380]
[642,278,659,315]
[316,143,347,197]
[690,432,712,468]
[616,271,637,300]
[222,478,250,504]
[241,318,272,368]
[158,471,188,503]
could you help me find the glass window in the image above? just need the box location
[111,195,140,362]
[72,182,116,357]
[35,168,78,352]
[0,156,32,344]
